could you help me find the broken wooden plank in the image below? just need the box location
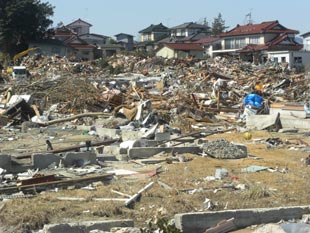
[111,189,132,198]
[125,181,154,207]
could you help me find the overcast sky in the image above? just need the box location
[43,0,310,39]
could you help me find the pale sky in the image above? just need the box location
[43,0,310,40]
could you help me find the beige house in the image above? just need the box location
[156,43,204,59]
[139,23,169,42]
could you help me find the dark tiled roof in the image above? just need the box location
[163,43,204,51]
[194,37,221,44]
[55,26,76,36]
[139,23,169,33]
[170,22,208,30]
[300,32,310,38]
[220,20,299,37]
[115,33,133,38]
[79,33,109,39]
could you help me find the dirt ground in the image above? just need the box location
[0,128,310,232]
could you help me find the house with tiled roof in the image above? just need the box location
[54,26,77,41]
[139,23,169,42]
[169,22,210,39]
[28,39,70,57]
[64,35,98,60]
[54,19,111,60]
[115,33,134,51]
[194,37,221,57]
[156,43,204,59]
[79,33,110,47]
[66,18,92,35]
[212,20,302,64]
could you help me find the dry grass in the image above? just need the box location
[1,130,310,231]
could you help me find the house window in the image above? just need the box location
[82,51,90,55]
[294,57,302,64]
[281,57,286,63]
[143,34,152,41]
[72,26,82,34]
[235,38,246,48]
[249,36,260,44]
[225,39,234,49]
[225,38,246,49]
[273,57,279,63]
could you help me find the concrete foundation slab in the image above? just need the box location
[175,206,310,233]
[43,219,134,233]
[0,154,11,172]
[281,117,310,129]
[246,113,281,130]
[128,146,202,159]
[32,153,61,169]
[121,130,144,141]
[63,151,97,167]
[96,128,120,139]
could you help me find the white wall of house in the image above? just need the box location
[268,50,310,68]
[303,37,310,51]
[156,47,175,58]
[79,34,106,47]
[67,22,90,35]
[156,47,203,59]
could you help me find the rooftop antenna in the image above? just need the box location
[244,9,253,25]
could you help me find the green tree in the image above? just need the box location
[211,13,228,36]
[0,0,54,55]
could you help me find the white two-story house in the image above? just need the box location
[212,20,302,64]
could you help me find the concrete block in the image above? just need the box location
[281,117,310,129]
[43,219,134,233]
[155,132,170,141]
[270,107,306,118]
[96,128,120,139]
[128,146,202,159]
[96,154,118,162]
[0,154,11,172]
[63,151,97,167]
[246,113,281,130]
[103,145,121,156]
[175,206,310,233]
[32,153,61,169]
[76,125,91,131]
[121,130,144,141]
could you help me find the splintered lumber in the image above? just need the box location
[0,173,114,195]
[125,181,154,207]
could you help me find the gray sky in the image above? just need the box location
[43,0,310,39]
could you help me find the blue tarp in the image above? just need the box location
[244,94,264,108]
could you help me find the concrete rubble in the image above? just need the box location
[0,54,310,232]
